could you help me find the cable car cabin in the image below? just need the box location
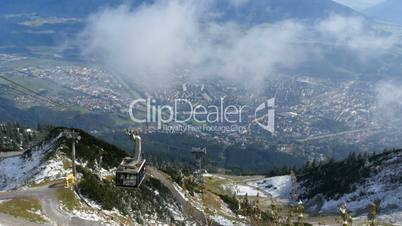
[116,130,145,188]
[116,157,146,188]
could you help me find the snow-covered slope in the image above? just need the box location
[302,150,402,214]
[247,175,291,200]
[0,128,190,225]
[320,151,402,213]
[225,183,267,197]
[0,133,64,190]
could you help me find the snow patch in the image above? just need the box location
[173,183,189,202]
[378,211,402,226]
[0,133,63,190]
[247,175,291,199]
[224,184,267,197]
[72,209,104,222]
[314,151,402,214]
[32,153,70,184]
[203,173,226,180]
[211,215,237,226]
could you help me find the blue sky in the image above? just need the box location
[333,0,385,10]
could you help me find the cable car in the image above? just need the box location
[115,130,146,188]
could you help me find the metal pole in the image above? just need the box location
[63,129,80,186]
[72,134,76,177]
[198,157,202,171]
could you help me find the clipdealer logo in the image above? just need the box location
[254,98,275,134]
[128,97,275,133]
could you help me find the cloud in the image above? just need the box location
[374,81,402,125]
[80,0,308,90]
[79,0,398,91]
[80,1,205,89]
[317,15,396,58]
[228,0,250,8]
[214,21,307,84]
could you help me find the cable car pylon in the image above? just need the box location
[63,130,81,189]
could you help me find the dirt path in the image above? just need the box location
[0,213,46,226]
[147,166,223,226]
[0,183,104,226]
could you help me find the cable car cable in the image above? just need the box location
[0,75,66,108]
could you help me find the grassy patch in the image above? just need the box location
[202,191,221,210]
[183,177,203,194]
[0,197,47,223]
[63,159,72,170]
[57,187,80,211]
[204,176,228,195]
[201,191,245,224]
[200,177,246,223]
[29,179,62,188]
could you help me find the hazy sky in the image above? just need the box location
[333,0,385,10]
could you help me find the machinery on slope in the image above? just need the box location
[115,130,146,188]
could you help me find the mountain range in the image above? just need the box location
[0,0,357,19]
[210,0,358,24]
[365,0,402,25]
[0,0,359,53]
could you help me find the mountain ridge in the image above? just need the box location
[364,0,402,25]
[299,149,402,215]
[0,127,190,225]
[0,0,358,21]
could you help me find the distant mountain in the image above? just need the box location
[364,0,402,25]
[0,0,357,21]
[211,0,359,25]
[0,0,359,53]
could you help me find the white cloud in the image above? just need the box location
[79,0,397,91]
[228,0,250,8]
[375,81,402,125]
[80,1,205,88]
[215,21,307,84]
[80,0,309,89]
[317,15,396,58]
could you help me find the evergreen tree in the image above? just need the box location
[290,170,299,203]
[367,201,380,226]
